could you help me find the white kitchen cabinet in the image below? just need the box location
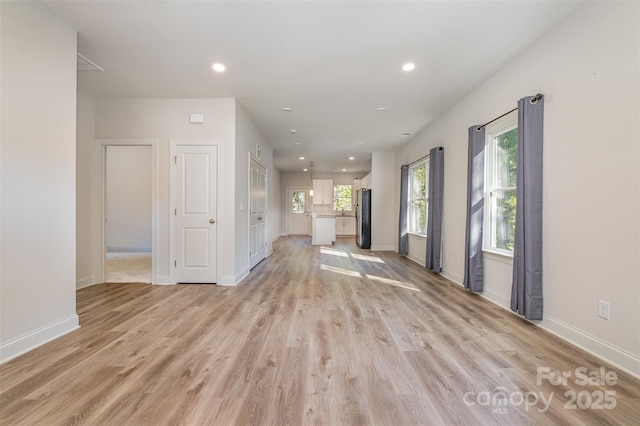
[312,179,333,205]
[311,212,336,245]
[335,216,356,236]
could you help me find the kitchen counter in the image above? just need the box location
[311,212,336,245]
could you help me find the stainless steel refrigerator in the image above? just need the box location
[355,189,371,249]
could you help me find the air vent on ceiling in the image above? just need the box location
[77,53,103,72]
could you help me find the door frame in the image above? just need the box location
[170,139,221,284]
[248,152,268,270]
[286,186,312,235]
[96,139,160,284]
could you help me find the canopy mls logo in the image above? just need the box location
[463,365,618,415]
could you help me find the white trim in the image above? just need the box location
[370,245,395,251]
[170,139,222,285]
[155,275,172,285]
[76,275,96,289]
[0,315,79,364]
[404,259,640,379]
[96,139,160,285]
[539,315,640,379]
[106,246,152,252]
[285,186,312,236]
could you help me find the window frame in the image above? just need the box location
[333,184,353,212]
[407,158,429,236]
[483,112,518,257]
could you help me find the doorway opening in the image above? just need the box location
[105,145,152,283]
[97,139,159,285]
[287,187,311,236]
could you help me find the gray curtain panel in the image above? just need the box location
[511,95,544,320]
[398,165,409,256]
[464,126,485,292]
[426,147,444,272]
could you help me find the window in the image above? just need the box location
[484,114,518,254]
[408,159,429,235]
[333,185,353,212]
[291,191,306,213]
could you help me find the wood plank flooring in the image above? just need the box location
[1,236,639,425]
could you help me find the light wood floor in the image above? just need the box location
[1,237,638,425]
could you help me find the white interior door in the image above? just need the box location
[287,188,311,235]
[249,159,267,269]
[175,145,217,283]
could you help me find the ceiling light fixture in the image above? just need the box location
[342,169,347,172]
[401,132,412,137]
[376,107,387,112]
[309,162,314,196]
[348,156,355,160]
[282,107,292,112]
[303,168,308,172]
[212,63,226,72]
[290,129,297,134]
[402,62,415,72]
[299,156,305,160]
[295,142,301,145]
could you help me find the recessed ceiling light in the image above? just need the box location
[402,62,415,72]
[357,141,364,145]
[401,132,412,137]
[348,156,355,160]
[376,107,387,112]
[212,63,226,72]
[282,107,292,112]
[295,142,301,145]
[303,168,308,172]
[299,156,305,160]
[290,129,297,134]
[342,169,347,172]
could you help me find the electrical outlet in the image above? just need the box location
[597,300,611,320]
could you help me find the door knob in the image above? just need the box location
[209,219,216,224]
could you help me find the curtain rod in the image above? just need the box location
[476,93,543,131]
[407,146,443,167]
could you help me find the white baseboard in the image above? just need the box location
[370,245,395,251]
[272,233,284,243]
[0,314,80,364]
[76,275,96,289]
[218,267,249,286]
[539,315,640,379]
[107,246,152,252]
[154,275,172,285]
[407,254,425,267]
[405,260,640,379]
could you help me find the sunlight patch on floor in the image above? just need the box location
[320,247,349,257]
[351,253,384,263]
[320,264,362,278]
[366,274,421,292]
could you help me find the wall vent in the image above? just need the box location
[77,53,103,72]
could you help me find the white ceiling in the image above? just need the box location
[44,0,582,173]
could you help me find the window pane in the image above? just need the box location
[411,166,426,199]
[495,128,518,188]
[291,191,305,213]
[491,189,516,251]
[409,199,426,234]
[333,185,352,211]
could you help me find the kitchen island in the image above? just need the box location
[311,212,336,245]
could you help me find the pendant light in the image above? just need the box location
[309,161,314,196]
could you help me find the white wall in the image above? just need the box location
[371,152,396,250]
[279,171,366,235]
[95,98,236,284]
[0,1,79,361]
[235,101,275,278]
[76,91,97,289]
[106,146,152,251]
[394,2,640,376]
